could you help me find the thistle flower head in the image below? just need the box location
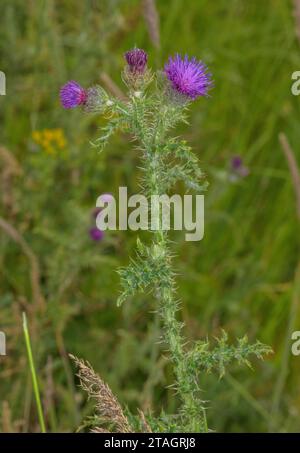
[60,81,87,109]
[124,48,148,74]
[164,54,212,100]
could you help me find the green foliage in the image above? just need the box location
[117,239,171,307]
[187,331,273,379]
[159,138,208,192]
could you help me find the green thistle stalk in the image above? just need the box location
[131,94,208,431]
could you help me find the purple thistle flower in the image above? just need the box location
[60,81,87,109]
[124,48,148,74]
[164,54,212,100]
[89,227,104,242]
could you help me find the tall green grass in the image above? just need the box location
[22,312,46,433]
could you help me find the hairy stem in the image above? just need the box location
[133,95,207,431]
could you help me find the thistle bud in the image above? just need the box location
[124,48,148,74]
[123,48,151,90]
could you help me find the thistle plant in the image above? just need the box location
[60,48,271,432]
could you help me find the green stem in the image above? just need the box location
[22,312,46,433]
[151,172,207,432]
[136,96,207,430]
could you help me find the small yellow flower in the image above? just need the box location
[32,128,68,156]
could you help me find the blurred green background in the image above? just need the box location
[0,0,300,433]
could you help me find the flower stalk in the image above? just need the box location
[131,93,208,431]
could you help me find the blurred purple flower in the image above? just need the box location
[164,54,212,100]
[124,48,148,74]
[89,227,104,242]
[231,156,243,170]
[230,155,249,178]
[60,81,87,109]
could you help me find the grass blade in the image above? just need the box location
[22,312,46,433]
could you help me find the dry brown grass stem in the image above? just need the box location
[143,0,160,48]
[70,354,132,433]
[0,216,45,310]
[293,0,300,46]
[100,72,127,101]
[0,145,22,215]
[279,132,300,221]
[137,409,152,433]
[1,401,13,433]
